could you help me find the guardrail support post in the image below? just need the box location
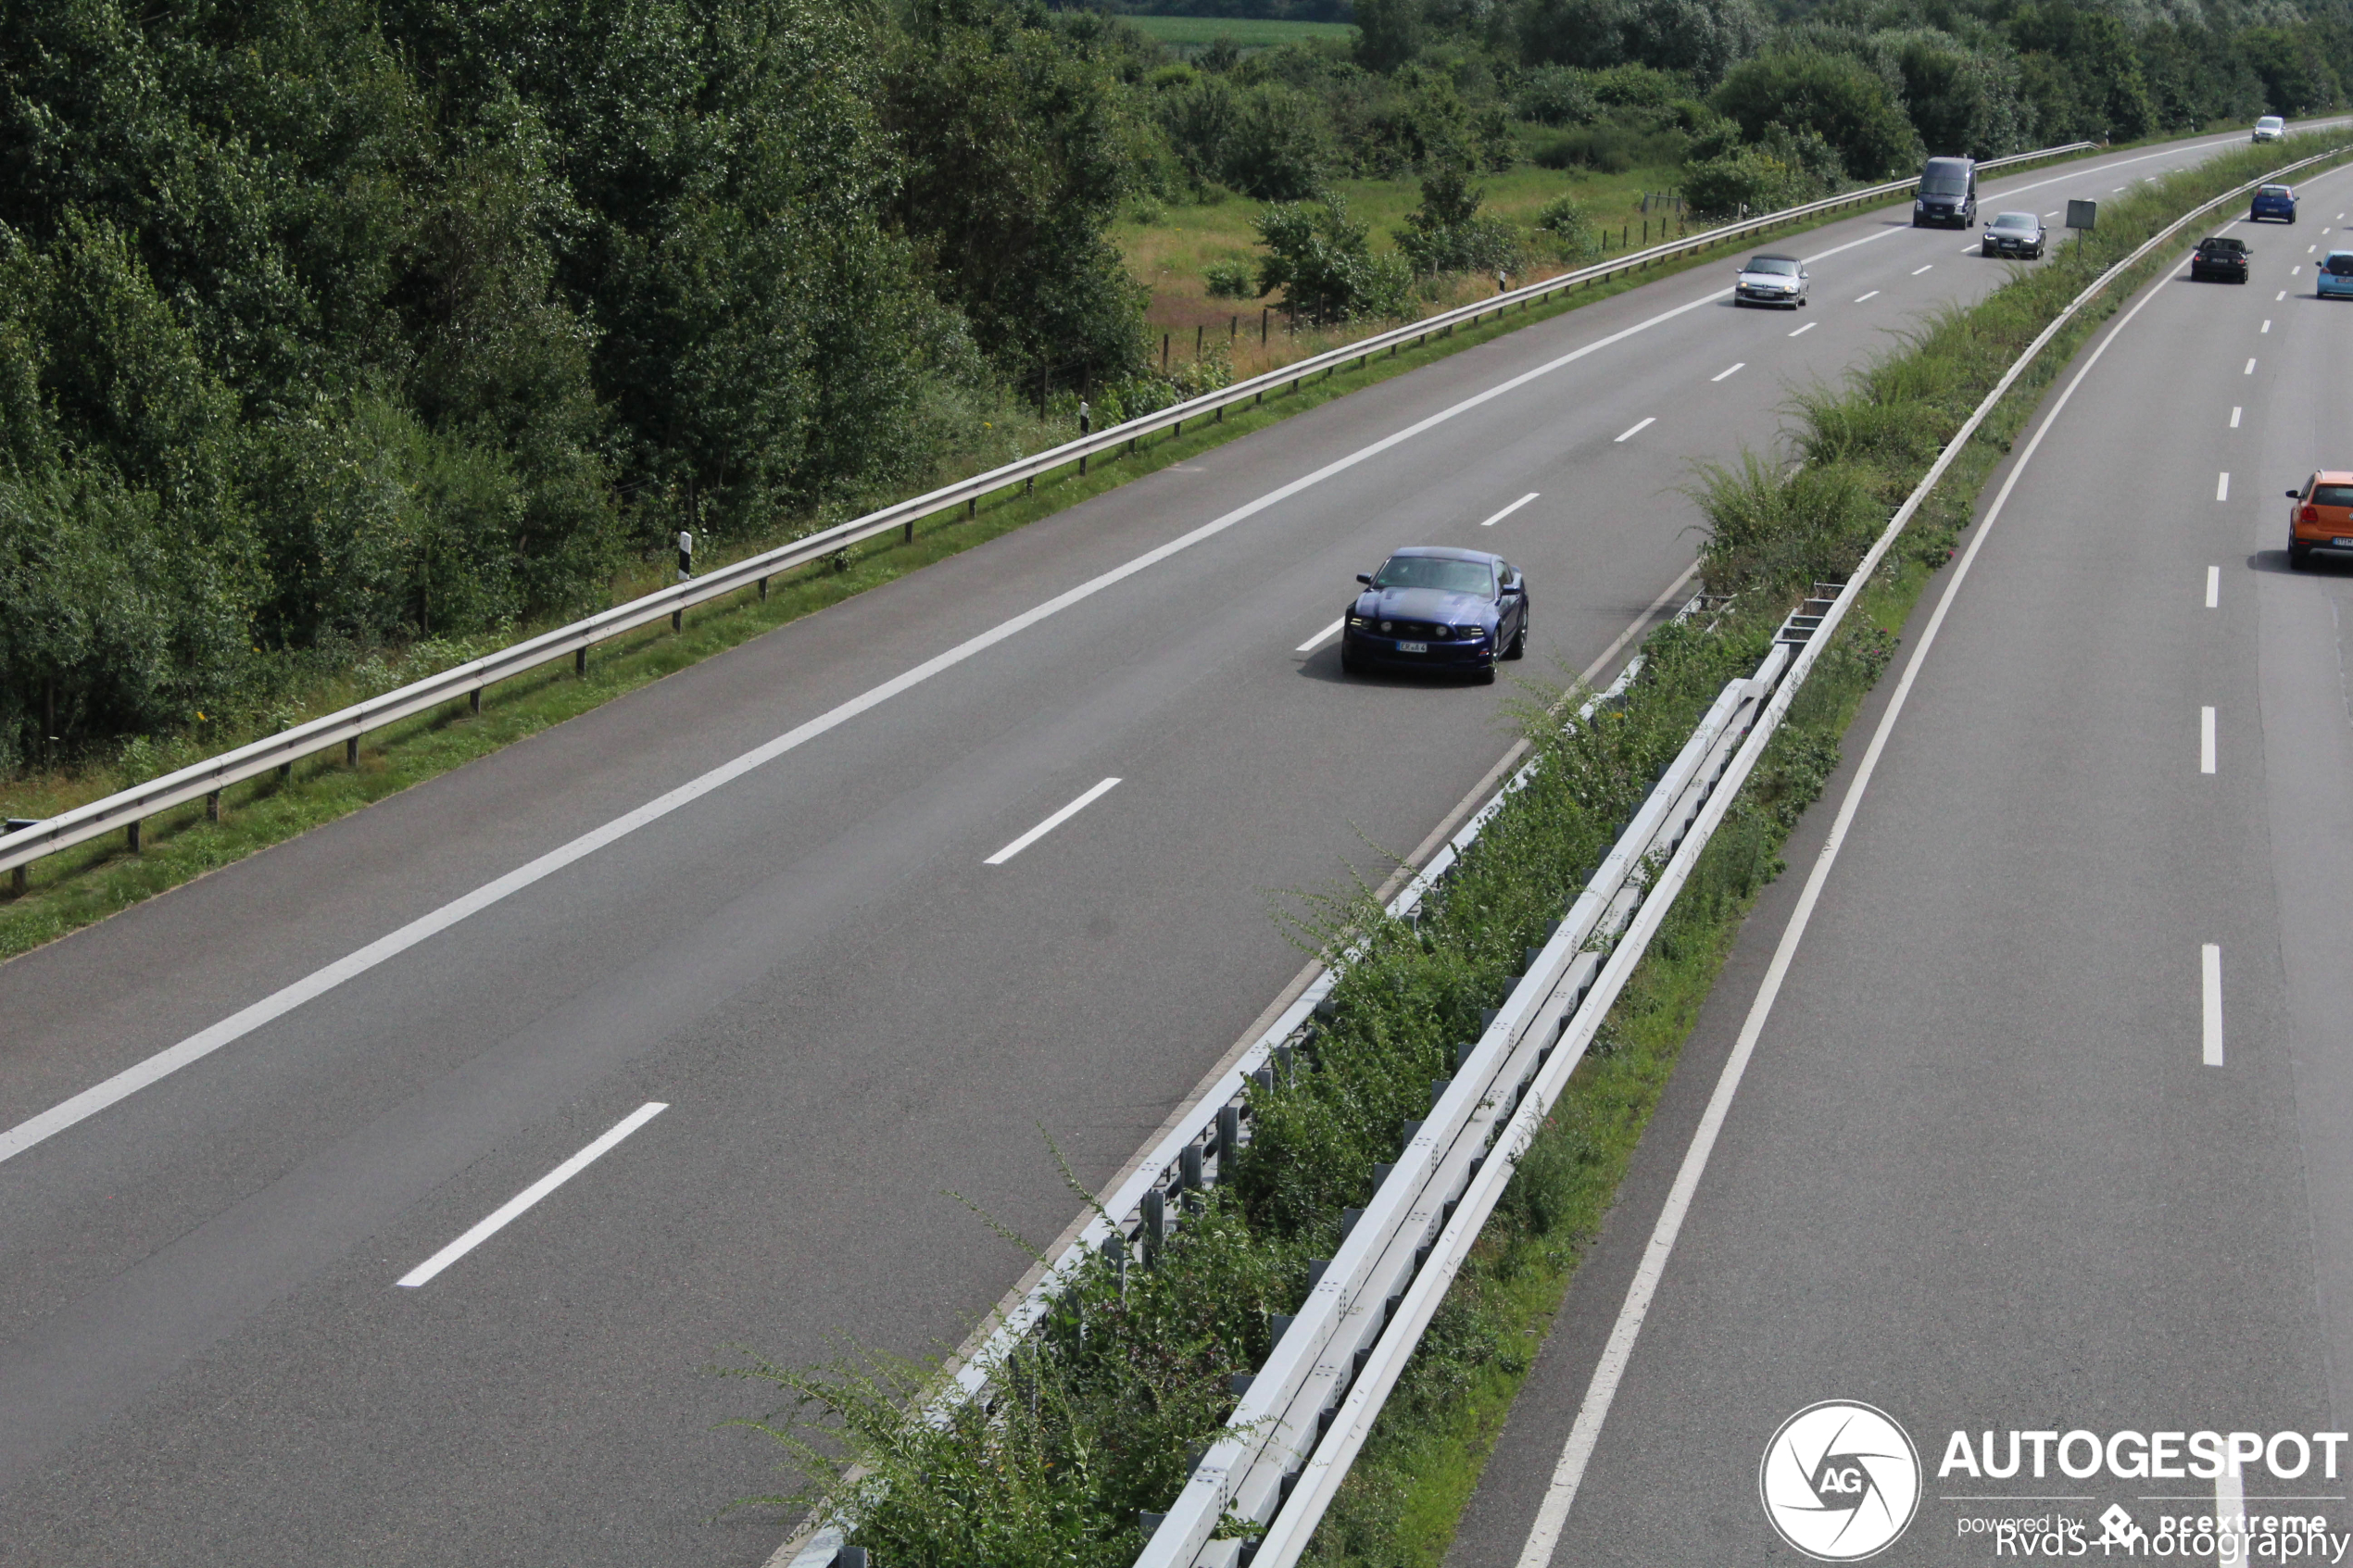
[346,736,359,767]
[1217,1105,1241,1173]
[758,576,768,600]
[671,608,683,633]
[10,866,22,896]
[470,689,481,717]
[125,820,140,853]
[575,646,587,676]
[1140,1188,1164,1265]
[207,790,220,822]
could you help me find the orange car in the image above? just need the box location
[2285,471,2353,569]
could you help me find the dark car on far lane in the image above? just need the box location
[2189,235,2251,282]
[1340,546,1528,683]
[2251,183,2297,222]
[1980,211,2046,258]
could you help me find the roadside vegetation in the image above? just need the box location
[729,127,2353,1567]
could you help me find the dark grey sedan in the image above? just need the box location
[1981,211,2046,258]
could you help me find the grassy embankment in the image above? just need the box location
[1118,16,1354,54]
[724,130,2353,1568]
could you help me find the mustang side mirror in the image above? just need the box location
[1356,572,1373,584]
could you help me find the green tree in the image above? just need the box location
[1711,48,1922,178]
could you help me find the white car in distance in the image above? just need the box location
[1734,253,1809,308]
[2255,115,2286,142]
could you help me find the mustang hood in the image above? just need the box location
[1355,586,1496,625]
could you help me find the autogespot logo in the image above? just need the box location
[1760,1399,1923,1561]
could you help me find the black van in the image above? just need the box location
[1914,157,1977,228]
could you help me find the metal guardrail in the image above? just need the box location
[0,141,2103,884]
[768,129,2353,1568]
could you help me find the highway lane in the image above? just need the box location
[0,131,2308,1566]
[1446,168,2353,1564]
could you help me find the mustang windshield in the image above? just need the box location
[1374,557,1495,596]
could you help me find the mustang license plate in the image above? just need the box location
[1396,640,1428,654]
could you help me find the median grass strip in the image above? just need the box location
[0,155,2070,966]
[725,130,2353,1567]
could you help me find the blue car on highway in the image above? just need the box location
[2321,252,2353,296]
[1340,546,1528,683]
[2251,182,2297,222]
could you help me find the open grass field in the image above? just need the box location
[1117,161,1702,370]
[1118,14,1354,51]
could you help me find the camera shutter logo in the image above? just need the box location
[1758,1400,1921,1561]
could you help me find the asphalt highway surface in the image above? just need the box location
[1445,158,2353,1565]
[0,130,2314,1567]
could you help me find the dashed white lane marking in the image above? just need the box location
[2262,320,2272,332]
[2278,290,2288,301]
[2204,945,2225,1066]
[2295,266,2304,276]
[2113,185,2129,193]
[1854,291,1880,303]
[1711,362,1745,383]
[1788,321,1817,337]
[397,1102,669,1287]
[2310,245,2319,254]
[1296,618,1343,653]
[1911,264,1934,276]
[984,777,1122,865]
[1615,417,1656,441]
[2202,706,2218,772]
[2246,358,2259,373]
[2218,471,2231,501]
[2231,406,2243,427]
[2207,565,2221,608]
[1961,243,1981,253]
[2045,210,2060,217]
[1478,492,1541,528]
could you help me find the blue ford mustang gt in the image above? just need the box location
[1339,546,1528,682]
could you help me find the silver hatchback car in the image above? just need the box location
[1734,253,1809,307]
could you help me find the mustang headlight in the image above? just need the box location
[1347,615,1368,627]
[1457,625,1483,638]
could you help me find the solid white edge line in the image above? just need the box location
[1478,492,1541,528]
[1788,320,1817,337]
[2208,565,2221,607]
[1296,617,1345,654]
[1614,417,1655,442]
[397,1101,668,1287]
[1710,362,1745,382]
[1,267,1780,1169]
[2202,706,2218,773]
[2203,944,2225,1066]
[2219,471,2232,501]
[983,777,1122,865]
[1511,234,2186,1568]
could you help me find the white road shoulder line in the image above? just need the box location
[985,777,1121,865]
[1855,290,1880,303]
[1296,617,1344,654]
[398,1102,667,1287]
[1788,321,1817,337]
[1710,362,1744,382]
[1614,417,1656,441]
[1478,492,1540,527]
[2203,945,2225,1066]
[1509,245,2182,1568]
[2207,565,2221,608]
